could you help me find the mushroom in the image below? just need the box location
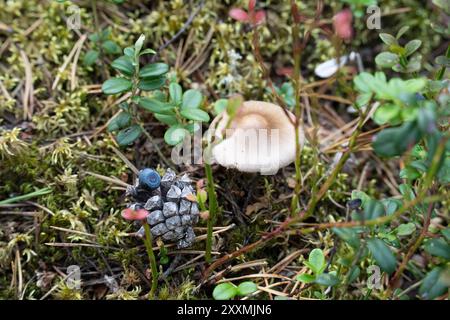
[209,101,303,174]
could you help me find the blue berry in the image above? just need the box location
[139,168,161,190]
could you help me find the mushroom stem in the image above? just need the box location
[143,221,159,299]
[204,163,218,263]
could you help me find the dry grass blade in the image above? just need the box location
[52,35,86,90]
[70,35,87,91]
[84,171,130,188]
[111,146,139,175]
[19,49,34,120]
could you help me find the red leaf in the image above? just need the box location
[333,9,353,41]
[276,66,294,77]
[229,8,249,22]
[248,0,256,12]
[253,10,266,25]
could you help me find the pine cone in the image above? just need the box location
[126,168,199,249]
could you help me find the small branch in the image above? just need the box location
[304,102,372,218]
[389,202,433,291]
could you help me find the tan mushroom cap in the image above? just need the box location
[210,101,303,174]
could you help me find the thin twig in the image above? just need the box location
[150,0,205,62]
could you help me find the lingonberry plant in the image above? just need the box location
[83,28,121,67]
[102,35,210,148]
[102,34,170,146]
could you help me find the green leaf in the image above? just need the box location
[296,273,316,283]
[107,112,131,132]
[116,125,142,146]
[332,227,360,248]
[419,267,449,300]
[347,266,360,284]
[164,125,188,146]
[100,28,111,41]
[355,92,372,108]
[381,198,401,216]
[424,238,450,260]
[399,183,415,201]
[367,238,397,275]
[410,160,428,172]
[169,83,182,104]
[102,40,121,54]
[315,273,340,287]
[83,50,99,66]
[373,122,422,157]
[390,44,406,56]
[214,99,228,115]
[396,223,416,236]
[138,98,173,115]
[140,48,156,56]
[154,113,178,126]
[102,78,132,95]
[213,283,238,300]
[185,122,201,133]
[139,63,169,78]
[227,95,244,116]
[417,106,437,135]
[111,56,134,77]
[88,32,100,43]
[375,52,399,68]
[401,55,422,73]
[138,77,166,91]
[180,108,210,122]
[403,78,427,93]
[373,103,401,125]
[182,89,203,109]
[124,46,135,57]
[151,90,167,102]
[435,55,450,67]
[379,33,397,46]
[396,26,410,39]
[134,34,145,55]
[399,167,421,180]
[307,249,325,275]
[404,40,422,57]
[118,101,129,112]
[362,199,385,220]
[354,72,374,93]
[442,228,450,242]
[236,282,258,296]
